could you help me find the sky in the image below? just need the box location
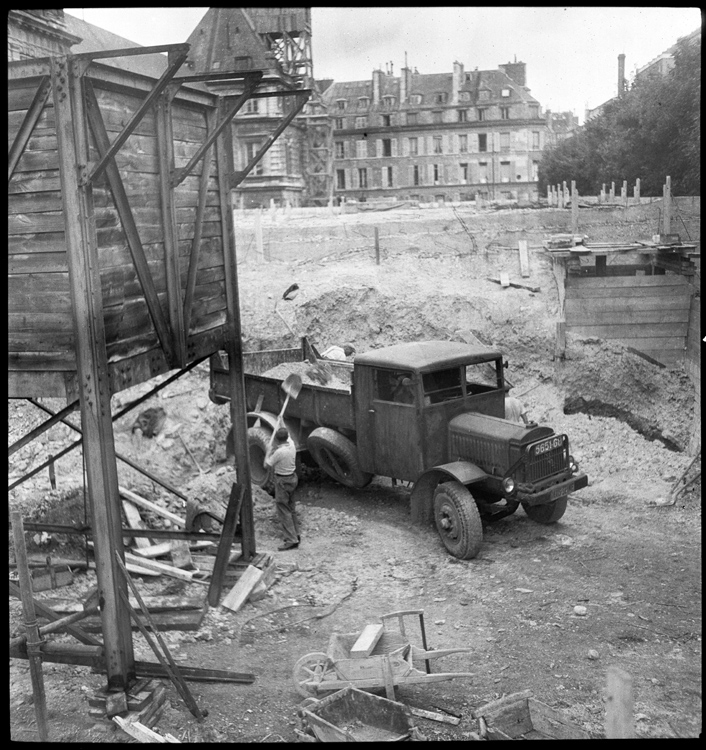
[64,7,702,124]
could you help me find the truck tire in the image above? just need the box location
[307,428,373,489]
[247,426,275,494]
[522,497,568,524]
[433,481,482,560]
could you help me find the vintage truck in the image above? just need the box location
[209,340,587,559]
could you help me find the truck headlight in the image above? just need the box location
[502,477,516,494]
[569,456,579,474]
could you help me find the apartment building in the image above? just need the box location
[322,59,551,203]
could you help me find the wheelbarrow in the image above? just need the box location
[293,609,474,700]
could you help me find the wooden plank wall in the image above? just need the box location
[8,75,77,396]
[685,294,700,453]
[564,275,692,367]
[8,70,229,398]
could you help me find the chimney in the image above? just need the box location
[400,65,411,104]
[618,54,625,96]
[373,68,383,104]
[452,60,463,105]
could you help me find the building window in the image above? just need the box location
[335,118,344,130]
[532,160,539,181]
[336,99,346,111]
[355,116,367,129]
[433,164,441,184]
[245,98,259,114]
[382,139,392,157]
[335,141,345,159]
[382,114,391,127]
[406,112,418,126]
[435,92,447,104]
[459,134,468,153]
[459,91,470,102]
[500,132,510,152]
[457,109,468,122]
[244,142,263,175]
[382,95,395,108]
[432,110,443,124]
[358,168,368,188]
[477,108,486,121]
[501,88,510,98]
[386,166,393,187]
[478,134,487,152]
[479,161,488,183]
[500,106,510,120]
[478,90,490,101]
[460,163,469,183]
[532,131,540,150]
[358,97,369,109]
[529,105,539,118]
[413,165,420,186]
[433,136,443,154]
[410,94,423,105]
[500,161,511,182]
[355,140,367,158]
[409,137,418,156]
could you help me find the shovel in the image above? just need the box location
[269,373,303,447]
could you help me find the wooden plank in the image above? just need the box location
[350,623,384,659]
[527,698,590,740]
[606,667,634,738]
[122,500,152,549]
[8,230,66,254]
[119,488,186,527]
[37,595,204,615]
[408,706,461,725]
[565,274,690,289]
[123,552,197,582]
[8,75,52,182]
[13,149,60,173]
[518,240,530,277]
[567,322,687,339]
[7,252,69,274]
[565,284,691,300]
[565,308,690,325]
[564,294,691,314]
[220,565,263,612]
[9,211,65,235]
[8,351,77,372]
[132,541,174,559]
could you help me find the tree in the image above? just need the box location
[539,35,700,196]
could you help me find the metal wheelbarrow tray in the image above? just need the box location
[472,690,591,740]
[293,609,474,699]
[299,686,415,742]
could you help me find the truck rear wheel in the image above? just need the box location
[307,428,373,489]
[522,497,568,524]
[247,426,275,494]
[433,481,482,559]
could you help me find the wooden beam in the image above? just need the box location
[606,667,634,738]
[88,46,189,183]
[208,483,245,607]
[170,72,263,187]
[83,79,175,365]
[119,487,186,527]
[8,75,51,183]
[53,55,136,688]
[183,108,215,335]
[216,103,257,559]
[220,564,263,612]
[156,92,186,367]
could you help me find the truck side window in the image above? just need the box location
[465,362,501,395]
[423,368,463,403]
[374,369,415,404]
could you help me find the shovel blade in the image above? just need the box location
[281,373,303,399]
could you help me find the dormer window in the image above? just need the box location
[244,98,259,114]
[501,88,510,97]
[478,90,490,101]
[410,93,423,105]
[459,91,470,102]
[435,92,447,104]
[358,96,370,109]
[382,95,396,109]
[336,99,347,111]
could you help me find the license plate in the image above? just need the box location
[549,482,572,501]
[533,436,564,455]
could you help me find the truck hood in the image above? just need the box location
[449,412,554,445]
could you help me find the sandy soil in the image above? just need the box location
[9,234,701,741]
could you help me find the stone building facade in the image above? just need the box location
[8,9,81,61]
[322,59,557,204]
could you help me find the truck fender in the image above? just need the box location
[410,462,488,526]
[246,412,305,451]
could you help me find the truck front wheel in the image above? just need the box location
[522,497,568,524]
[247,426,275,494]
[433,481,482,559]
[307,428,373,489]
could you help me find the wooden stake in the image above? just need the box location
[571,180,578,239]
[606,666,633,738]
[11,511,49,741]
[518,240,530,277]
[374,226,380,265]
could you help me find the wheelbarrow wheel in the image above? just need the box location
[293,652,336,698]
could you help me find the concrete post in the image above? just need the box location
[663,176,671,235]
[634,178,640,201]
[621,180,628,204]
[610,181,615,202]
[546,184,551,204]
[571,180,579,238]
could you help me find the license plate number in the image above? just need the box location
[549,482,572,501]
[534,436,563,455]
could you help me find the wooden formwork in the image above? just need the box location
[8,45,309,690]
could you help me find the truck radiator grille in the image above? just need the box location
[525,445,567,482]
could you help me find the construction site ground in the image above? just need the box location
[9,205,701,741]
